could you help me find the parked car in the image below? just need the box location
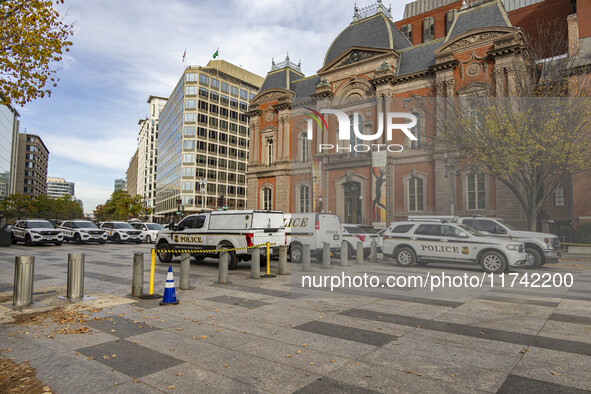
[283,213,342,263]
[58,220,107,244]
[341,224,382,258]
[100,221,142,244]
[382,219,527,273]
[11,219,63,246]
[130,222,164,243]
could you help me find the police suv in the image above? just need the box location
[156,210,286,270]
[342,224,382,259]
[100,221,142,244]
[11,219,64,246]
[382,217,527,273]
[283,213,342,263]
[457,216,560,268]
[130,222,163,244]
[58,220,107,244]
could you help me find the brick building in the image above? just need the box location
[246,0,589,239]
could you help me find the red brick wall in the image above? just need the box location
[395,1,462,45]
[577,0,591,38]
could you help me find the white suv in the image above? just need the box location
[342,224,382,259]
[58,220,107,244]
[458,217,560,268]
[11,219,64,246]
[130,222,163,244]
[100,221,142,244]
[382,220,527,273]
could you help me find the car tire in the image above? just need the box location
[192,254,206,262]
[363,249,371,259]
[74,233,82,244]
[25,234,32,246]
[395,247,416,267]
[157,241,173,263]
[290,244,303,264]
[524,248,542,269]
[146,235,152,244]
[99,240,106,244]
[55,241,62,246]
[347,242,355,258]
[114,233,121,244]
[11,234,17,245]
[479,251,507,274]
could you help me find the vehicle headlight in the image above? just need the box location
[506,244,522,251]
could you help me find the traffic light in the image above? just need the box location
[176,198,182,205]
[217,194,224,208]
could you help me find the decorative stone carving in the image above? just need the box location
[466,62,482,77]
[449,32,504,50]
[376,61,391,71]
[264,111,275,122]
[335,50,378,68]
[317,78,330,87]
[458,51,487,79]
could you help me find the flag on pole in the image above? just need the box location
[213,48,219,59]
[182,49,186,62]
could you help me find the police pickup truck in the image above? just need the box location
[382,218,527,273]
[155,210,286,270]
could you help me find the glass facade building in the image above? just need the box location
[0,105,19,199]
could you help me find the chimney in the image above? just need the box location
[567,14,579,57]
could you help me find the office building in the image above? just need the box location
[114,178,126,192]
[47,177,75,198]
[0,105,19,199]
[155,60,263,221]
[14,133,49,197]
[126,149,138,197]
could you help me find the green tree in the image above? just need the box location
[0,193,34,219]
[0,0,74,105]
[93,190,145,221]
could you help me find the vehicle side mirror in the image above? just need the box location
[177,224,184,231]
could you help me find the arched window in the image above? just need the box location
[298,133,309,163]
[263,188,272,210]
[408,177,424,211]
[298,185,310,213]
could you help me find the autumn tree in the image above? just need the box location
[437,20,591,231]
[93,190,146,221]
[0,0,74,105]
[0,193,34,220]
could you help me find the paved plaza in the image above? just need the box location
[1,243,590,393]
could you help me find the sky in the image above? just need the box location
[18,0,408,214]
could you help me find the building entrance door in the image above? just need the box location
[344,181,361,224]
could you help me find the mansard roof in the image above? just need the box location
[292,75,322,100]
[447,0,511,40]
[323,13,411,67]
[396,38,444,76]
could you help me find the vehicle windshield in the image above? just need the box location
[28,221,54,229]
[73,221,98,228]
[112,222,133,229]
[146,224,163,230]
[496,219,516,230]
[458,224,483,237]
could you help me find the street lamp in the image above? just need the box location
[198,178,207,209]
[443,153,458,216]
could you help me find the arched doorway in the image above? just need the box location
[344,181,362,224]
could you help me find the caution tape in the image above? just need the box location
[562,242,591,247]
[154,243,270,254]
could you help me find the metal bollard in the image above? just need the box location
[67,253,85,301]
[371,241,378,264]
[132,253,144,297]
[322,242,331,269]
[251,248,261,279]
[278,245,289,275]
[13,256,34,307]
[218,251,229,284]
[179,253,191,290]
[340,241,349,266]
[302,244,312,272]
[356,241,363,265]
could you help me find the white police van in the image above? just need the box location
[155,210,286,270]
[100,221,142,244]
[11,219,64,246]
[58,220,107,244]
[283,213,342,263]
[382,217,527,273]
[457,216,560,268]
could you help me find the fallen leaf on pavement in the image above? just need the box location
[551,371,562,376]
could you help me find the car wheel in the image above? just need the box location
[55,241,62,246]
[25,234,32,246]
[74,233,82,244]
[363,249,371,259]
[479,251,507,274]
[11,234,17,245]
[395,247,416,267]
[157,241,173,263]
[524,248,542,269]
[99,240,106,244]
[290,244,303,264]
[192,254,206,262]
[347,242,355,258]
[114,233,121,244]
[135,240,142,244]
[146,235,152,244]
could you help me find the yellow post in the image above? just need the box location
[266,242,270,275]
[149,248,156,295]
